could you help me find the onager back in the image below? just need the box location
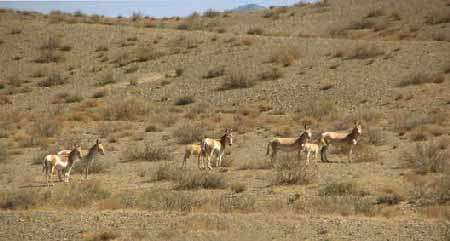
[320,121,362,162]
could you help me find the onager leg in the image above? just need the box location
[306,151,310,165]
[348,147,353,163]
[182,151,189,168]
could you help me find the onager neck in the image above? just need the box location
[219,134,229,150]
[86,144,98,160]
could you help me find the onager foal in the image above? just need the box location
[199,129,233,170]
[181,144,202,168]
[319,121,362,163]
[303,143,319,165]
[81,139,105,179]
[266,125,312,163]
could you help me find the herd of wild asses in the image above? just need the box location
[42,122,362,186]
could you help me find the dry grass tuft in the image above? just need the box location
[140,189,199,213]
[240,36,256,46]
[102,97,149,121]
[230,183,246,193]
[0,143,8,163]
[96,70,117,86]
[258,67,283,81]
[219,194,256,213]
[204,66,225,79]
[219,68,255,90]
[0,189,42,210]
[345,45,384,59]
[273,155,316,185]
[270,47,300,66]
[397,73,445,87]
[124,143,172,162]
[38,71,66,87]
[172,123,206,144]
[237,159,272,170]
[247,27,264,35]
[402,140,450,174]
[84,231,119,241]
[176,171,227,190]
[174,96,195,106]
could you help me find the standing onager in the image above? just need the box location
[181,143,202,168]
[199,129,233,170]
[266,125,312,163]
[303,143,320,165]
[42,146,81,187]
[81,139,105,179]
[319,121,362,163]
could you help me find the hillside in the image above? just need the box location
[0,0,449,240]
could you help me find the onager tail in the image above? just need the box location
[42,156,47,173]
[266,142,271,155]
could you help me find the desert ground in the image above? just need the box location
[0,0,449,240]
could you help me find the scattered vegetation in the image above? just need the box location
[38,72,65,87]
[345,45,384,59]
[102,97,149,121]
[258,67,283,81]
[247,28,264,35]
[174,96,195,106]
[273,155,316,185]
[219,194,256,213]
[397,73,445,87]
[219,68,254,90]
[270,47,300,66]
[97,71,117,86]
[204,66,225,79]
[124,143,171,162]
[230,183,246,193]
[175,171,227,190]
[402,140,450,174]
[172,123,206,144]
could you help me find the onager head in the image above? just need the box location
[96,139,105,155]
[223,128,233,146]
[351,121,362,144]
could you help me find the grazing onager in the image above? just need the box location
[320,121,362,163]
[199,129,233,170]
[81,139,105,179]
[303,143,320,165]
[181,143,202,168]
[42,146,81,187]
[266,125,312,163]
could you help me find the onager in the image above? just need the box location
[319,121,362,163]
[199,129,233,170]
[81,139,105,179]
[181,143,202,168]
[43,146,81,187]
[266,125,312,163]
[303,143,319,165]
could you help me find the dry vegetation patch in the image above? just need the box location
[397,73,445,87]
[219,68,255,90]
[102,97,149,121]
[402,140,450,174]
[270,47,300,66]
[172,123,206,144]
[38,72,66,87]
[273,155,316,185]
[124,143,172,162]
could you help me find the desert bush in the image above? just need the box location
[270,47,300,66]
[172,123,206,144]
[258,67,283,81]
[240,36,256,46]
[247,27,264,35]
[102,97,149,121]
[345,45,384,59]
[131,11,142,22]
[375,194,401,205]
[140,189,199,213]
[0,95,12,105]
[85,231,119,241]
[301,99,336,120]
[10,28,22,35]
[347,20,375,30]
[389,12,401,21]
[366,9,384,18]
[72,160,112,175]
[0,143,8,163]
[203,9,221,18]
[124,143,171,162]
[367,127,386,145]
[0,189,42,210]
[52,92,83,104]
[273,154,316,185]
[132,46,164,62]
[56,181,110,208]
[92,90,106,98]
[175,171,226,190]
[410,175,450,206]
[145,125,160,132]
[40,36,61,50]
[95,45,109,52]
[306,195,379,217]
[397,73,445,87]
[220,68,254,90]
[96,70,117,86]
[230,183,246,193]
[204,66,225,79]
[319,182,368,196]
[352,145,379,163]
[31,150,47,165]
[150,164,180,182]
[425,13,450,25]
[174,96,195,106]
[403,140,450,174]
[393,112,432,132]
[38,72,65,87]
[34,49,62,63]
[31,115,63,138]
[237,159,272,170]
[219,194,256,213]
